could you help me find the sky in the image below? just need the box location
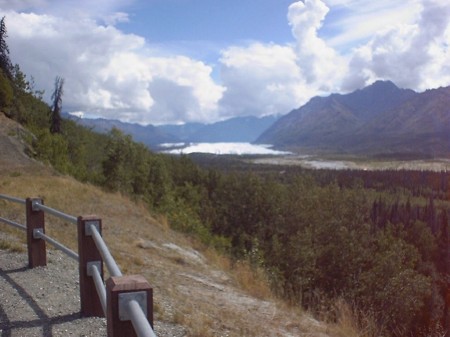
[0,0,449,125]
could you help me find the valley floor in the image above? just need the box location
[250,155,450,171]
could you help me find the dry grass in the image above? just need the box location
[202,246,272,300]
[328,299,382,337]
[0,236,25,253]
[0,169,362,337]
[0,220,27,252]
[231,261,273,299]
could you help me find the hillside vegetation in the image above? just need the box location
[1,162,336,337]
[0,17,449,336]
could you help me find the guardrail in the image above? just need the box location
[0,193,156,337]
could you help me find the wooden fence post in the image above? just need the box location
[77,215,104,317]
[106,275,153,337]
[25,198,46,268]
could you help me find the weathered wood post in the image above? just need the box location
[25,198,46,268]
[106,275,153,337]
[77,215,104,317]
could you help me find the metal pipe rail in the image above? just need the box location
[86,223,157,337]
[1,193,155,337]
[88,263,107,315]
[0,216,26,231]
[0,194,79,261]
[0,193,26,205]
[89,224,122,277]
[32,200,78,224]
[127,300,157,337]
[33,229,79,261]
[86,226,157,337]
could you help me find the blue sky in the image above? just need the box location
[1,0,449,125]
[120,0,296,47]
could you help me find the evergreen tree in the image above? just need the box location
[0,17,13,80]
[0,68,13,109]
[50,76,64,134]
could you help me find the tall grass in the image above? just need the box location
[329,299,383,337]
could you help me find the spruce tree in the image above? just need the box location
[0,17,13,79]
[50,76,64,134]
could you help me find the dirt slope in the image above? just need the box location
[0,113,43,173]
[0,115,337,337]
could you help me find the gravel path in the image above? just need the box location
[0,247,186,337]
[0,249,107,337]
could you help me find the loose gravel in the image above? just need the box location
[0,246,186,337]
[0,248,107,337]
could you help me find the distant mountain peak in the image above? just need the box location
[357,80,404,95]
[366,79,397,89]
[257,81,450,157]
[160,115,280,143]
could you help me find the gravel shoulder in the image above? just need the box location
[0,246,107,337]
[0,242,186,337]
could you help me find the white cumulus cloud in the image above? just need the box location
[3,10,224,125]
[217,0,346,119]
[341,0,450,91]
[287,0,346,91]
[218,42,311,119]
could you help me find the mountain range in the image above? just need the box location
[257,81,450,157]
[66,114,279,149]
[159,115,278,143]
[67,80,450,157]
[66,115,179,146]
